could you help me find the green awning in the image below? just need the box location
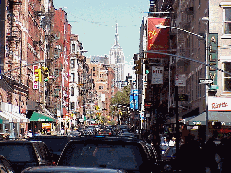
[30,112,55,122]
[0,119,2,124]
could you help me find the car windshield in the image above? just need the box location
[59,143,143,170]
[0,144,36,162]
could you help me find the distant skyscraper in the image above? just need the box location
[109,23,125,89]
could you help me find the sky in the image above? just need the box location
[53,0,150,76]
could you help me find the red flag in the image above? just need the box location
[147,17,170,58]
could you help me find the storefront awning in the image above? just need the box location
[0,112,9,124]
[30,112,55,122]
[187,111,231,126]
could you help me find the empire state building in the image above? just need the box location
[109,23,125,89]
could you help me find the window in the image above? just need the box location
[223,62,231,91]
[71,73,75,82]
[99,86,103,89]
[70,59,75,68]
[93,67,95,71]
[70,102,75,110]
[72,44,75,52]
[71,87,74,96]
[54,69,59,77]
[93,73,95,76]
[224,8,231,34]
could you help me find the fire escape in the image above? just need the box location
[5,0,28,105]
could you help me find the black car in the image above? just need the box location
[29,135,72,163]
[0,155,15,173]
[159,146,177,172]
[58,136,158,173]
[0,140,54,173]
[22,166,125,173]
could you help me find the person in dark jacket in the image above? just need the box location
[177,134,204,173]
[204,137,219,173]
[218,134,231,173]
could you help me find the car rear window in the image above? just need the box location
[30,137,69,154]
[59,143,144,170]
[0,144,36,162]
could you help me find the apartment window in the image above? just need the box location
[71,73,75,82]
[71,87,74,96]
[72,44,75,52]
[99,86,103,89]
[223,62,231,91]
[93,67,95,71]
[224,8,231,34]
[93,73,95,76]
[70,59,75,68]
[54,69,59,77]
[70,102,75,110]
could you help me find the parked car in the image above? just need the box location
[58,136,158,172]
[0,155,15,173]
[98,129,112,136]
[29,135,72,163]
[0,140,54,173]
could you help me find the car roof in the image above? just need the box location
[0,140,32,144]
[22,166,123,173]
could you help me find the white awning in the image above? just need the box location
[3,111,29,123]
[0,112,9,123]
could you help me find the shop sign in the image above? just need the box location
[152,66,163,84]
[193,121,201,125]
[207,33,218,87]
[208,97,231,111]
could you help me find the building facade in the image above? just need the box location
[109,23,125,90]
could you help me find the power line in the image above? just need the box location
[143,51,231,76]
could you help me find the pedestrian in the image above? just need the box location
[177,134,204,173]
[169,137,176,147]
[27,130,33,138]
[218,133,231,173]
[204,137,219,173]
[61,128,65,135]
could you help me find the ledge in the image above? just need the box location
[221,35,231,39]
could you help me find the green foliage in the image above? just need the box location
[110,85,131,107]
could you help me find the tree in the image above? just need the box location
[110,85,130,107]
[109,85,131,123]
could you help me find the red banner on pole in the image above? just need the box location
[147,17,170,58]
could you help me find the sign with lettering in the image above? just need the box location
[208,33,218,88]
[175,74,186,86]
[208,97,231,111]
[199,79,213,84]
[152,66,163,84]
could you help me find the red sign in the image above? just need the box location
[147,17,170,58]
[33,65,39,90]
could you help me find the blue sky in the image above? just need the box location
[53,0,150,75]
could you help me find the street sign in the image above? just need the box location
[199,78,213,84]
[174,94,188,101]
[175,74,186,86]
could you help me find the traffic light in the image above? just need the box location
[134,59,142,74]
[34,67,41,82]
[42,67,49,82]
[144,60,150,74]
